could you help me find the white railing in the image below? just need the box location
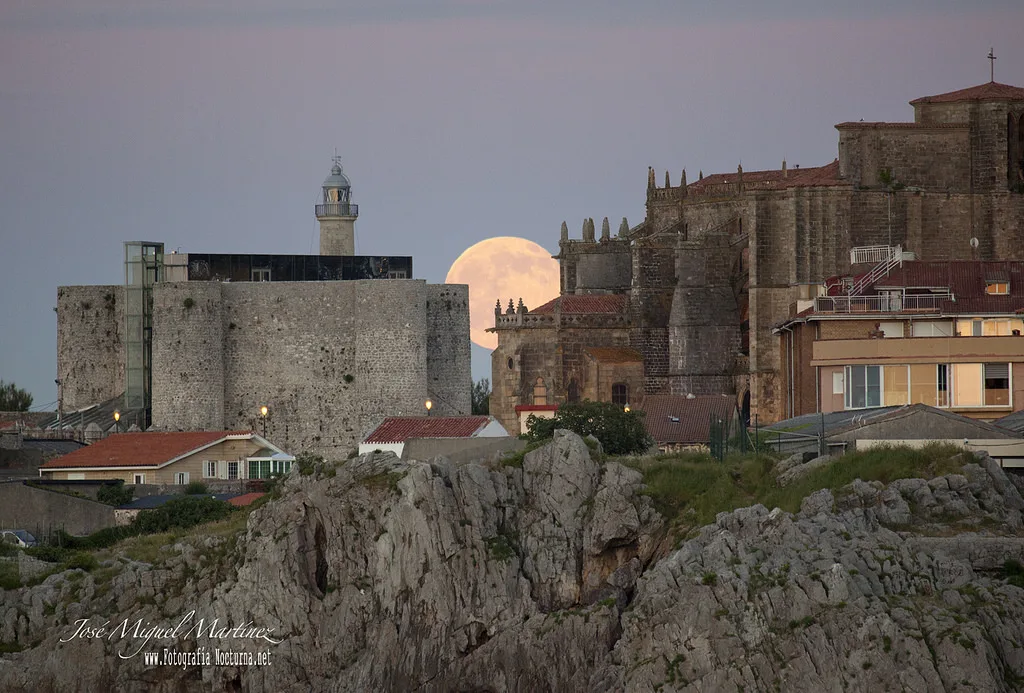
[850,245,896,265]
[850,245,902,296]
[814,292,953,313]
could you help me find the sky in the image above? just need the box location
[1,0,1023,410]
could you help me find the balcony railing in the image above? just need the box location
[814,292,953,313]
[849,245,896,265]
[315,203,359,217]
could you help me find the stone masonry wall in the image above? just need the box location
[56,286,124,411]
[426,284,472,416]
[151,282,226,430]
[838,127,970,191]
[150,279,462,460]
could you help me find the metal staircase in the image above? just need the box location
[849,245,902,296]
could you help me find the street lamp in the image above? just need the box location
[623,404,630,413]
[259,405,268,437]
[113,410,121,433]
[425,399,433,416]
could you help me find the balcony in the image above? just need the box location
[814,293,952,313]
[811,335,1024,366]
[315,203,359,217]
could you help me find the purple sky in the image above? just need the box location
[1,1,1022,409]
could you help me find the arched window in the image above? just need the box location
[533,377,547,405]
[611,383,629,406]
[567,380,580,403]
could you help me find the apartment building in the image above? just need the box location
[775,248,1024,421]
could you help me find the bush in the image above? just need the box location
[525,401,653,456]
[97,481,134,506]
[132,496,232,534]
[183,481,209,495]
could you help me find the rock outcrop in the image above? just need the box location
[2,432,1024,692]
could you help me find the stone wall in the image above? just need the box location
[426,284,472,416]
[56,285,124,411]
[149,279,468,460]
[838,125,970,191]
[151,282,225,430]
[0,482,116,537]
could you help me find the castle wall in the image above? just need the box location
[838,126,970,191]
[574,247,631,293]
[56,285,124,411]
[151,282,225,431]
[668,236,741,396]
[147,279,462,459]
[426,284,472,415]
[490,323,631,435]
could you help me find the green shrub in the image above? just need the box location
[132,496,232,534]
[97,481,134,506]
[183,481,209,495]
[525,401,653,456]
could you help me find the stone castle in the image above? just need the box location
[491,78,1024,435]
[56,161,472,458]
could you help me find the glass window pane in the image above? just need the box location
[953,364,983,406]
[866,366,881,407]
[984,363,1010,406]
[909,364,937,406]
[883,366,908,406]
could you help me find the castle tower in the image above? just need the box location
[316,157,359,256]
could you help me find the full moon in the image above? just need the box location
[446,237,561,350]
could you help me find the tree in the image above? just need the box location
[524,400,653,456]
[0,381,32,412]
[471,378,490,415]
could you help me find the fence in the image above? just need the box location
[707,414,826,461]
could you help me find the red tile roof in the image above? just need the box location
[363,416,492,444]
[686,160,845,192]
[530,294,629,314]
[636,395,738,446]
[227,492,265,507]
[40,431,253,469]
[910,81,1024,105]
[584,347,643,363]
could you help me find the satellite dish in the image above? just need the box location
[970,237,979,249]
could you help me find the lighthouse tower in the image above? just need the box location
[316,156,359,256]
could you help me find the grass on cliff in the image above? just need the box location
[624,442,973,528]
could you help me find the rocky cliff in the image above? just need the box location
[2,431,1024,692]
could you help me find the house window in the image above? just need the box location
[567,380,580,403]
[68,472,85,481]
[175,472,189,485]
[845,365,881,409]
[913,321,953,337]
[984,362,1011,406]
[227,462,238,480]
[204,461,217,478]
[832,371,844,395]
[937,364,949,407]
[611,383,629,406]
[952,364,983,406]
[533,377,547,405]
[133,473,145,485]
[248,460,274,479]
[273,459,292,475]
[882,365,908,405]
[252,268,271,282]
[877,321,904,338]
[986,281,1009,295]
[386,270,407,279]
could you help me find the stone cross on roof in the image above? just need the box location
[988,47,997,83]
